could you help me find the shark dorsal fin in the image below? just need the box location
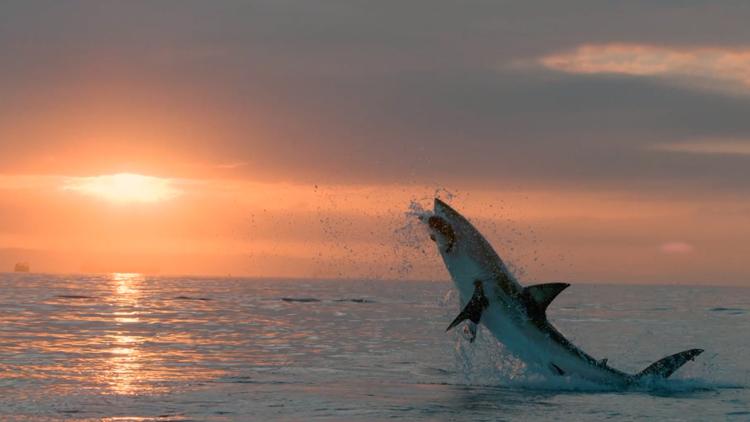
[523,282,570,313]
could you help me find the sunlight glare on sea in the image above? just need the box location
[0,273,748,420]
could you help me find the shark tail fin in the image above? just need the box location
[635,348,704,380]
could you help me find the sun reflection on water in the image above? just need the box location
[113,272,142,296]
[108,334,144,395]
[2,273,390,417]
[105,273,146,395]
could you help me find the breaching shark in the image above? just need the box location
[426,198,703,387]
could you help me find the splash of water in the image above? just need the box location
[389,199,436,278]
[440,287,735,394]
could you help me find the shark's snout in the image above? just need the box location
[433,198,451,215]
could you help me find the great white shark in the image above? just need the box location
[426,198,703,387]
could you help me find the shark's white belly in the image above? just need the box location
[447,261,623,384]
[478,301,625,384]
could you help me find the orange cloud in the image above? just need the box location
[650,139,750,156]
[538,43,750,92]
[660,241,694,254]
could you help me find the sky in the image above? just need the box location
[1,1,750,284]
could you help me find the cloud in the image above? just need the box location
[651,139,750,156]
[659,241,694,254]
[539,44,750,94]
[214,161,248,169]
[4,2,750,195]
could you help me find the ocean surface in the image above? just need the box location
[0,273,748,421]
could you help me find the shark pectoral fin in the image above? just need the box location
[523,282,570,313]
[635,348,704,379]
[446,281,489,333]
[446,310,471,332]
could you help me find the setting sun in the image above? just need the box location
[63,173,181,203]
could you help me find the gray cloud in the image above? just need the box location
[2,1,750,192]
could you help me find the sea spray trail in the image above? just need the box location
[306,186,459,280]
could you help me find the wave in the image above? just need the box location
[279,297,375,304]
[55,295,95,299]
[709,307,745,315]
[280,297,322,303]
[334,298,376,303]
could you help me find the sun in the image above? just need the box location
[63,173,181,203]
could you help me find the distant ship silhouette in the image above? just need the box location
[14,262,30,272]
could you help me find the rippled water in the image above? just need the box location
[0,273,748,420]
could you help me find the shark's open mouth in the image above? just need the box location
[427,215,455,253]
